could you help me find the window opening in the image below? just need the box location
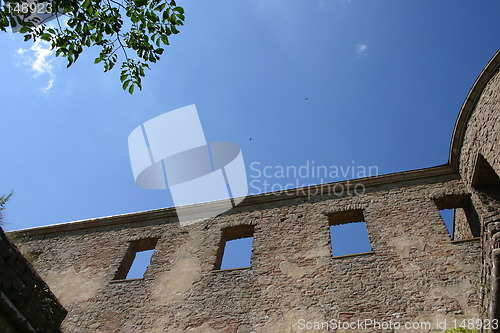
[215,225,254,270]
[439,209,455,237]
[126,249,155,279]
[328,209,372,257]
[113,238,158,280]
[434,195,480,240]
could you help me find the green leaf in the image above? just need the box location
[108,59,116,70]
[9,17,17,28]
[122,79,131,90]
[128,84,135,94]
[155,3,166,11]
[41,33,51,41]
[163,11,170,21]
[134,0,147,7]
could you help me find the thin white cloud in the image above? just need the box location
[16,40,56,93]
[355,43,368,56]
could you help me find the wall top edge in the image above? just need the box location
[449,49,500,171]
[9,164,457,237]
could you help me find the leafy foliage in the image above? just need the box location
[0,191,13,225]
[445,328,482,333]
[0,192,13,212]
[0,0,185,93]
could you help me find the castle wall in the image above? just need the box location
[454,58,500,322]
[457,67,500,186]
[13,176,483,332]
[0,227,66,333]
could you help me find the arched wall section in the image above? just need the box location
[450,50,500,183]
[450,49,500,322]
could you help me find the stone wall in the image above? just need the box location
[452,51,500,324]
[12,174,483,332]
[0,227,67,333]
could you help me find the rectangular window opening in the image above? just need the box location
[113,238,158,280]
[439,208,455,237]
[215,225,254,270]
[126,249,155,280]
[472,153,500,201]
[328,209,372,257]
[434,195,480,240]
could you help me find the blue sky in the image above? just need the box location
[0,0,499,232]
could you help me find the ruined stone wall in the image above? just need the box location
[457,67,500,185]
[0,227,67,333]
[12,175,483,333]
[454,56,500,321]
